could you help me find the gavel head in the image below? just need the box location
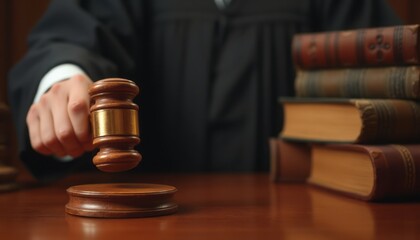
[89,78,142,172]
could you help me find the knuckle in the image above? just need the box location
[42,133,58,148]
[71,74,87,84]
[71,74,93,87]
[72,74,84,80]
[49,83,62,95]
[38,94,50,106]
[56,127,73,142]
[26,105,38,124]
[68,98,88,114]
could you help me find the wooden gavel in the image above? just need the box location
[66,80,178,218]
[89,78,142,172]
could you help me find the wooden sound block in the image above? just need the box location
[0,165,18,192]
[65,183,178,218]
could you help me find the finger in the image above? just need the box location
[83,136,95,151]
[49,83,85,157]
[26,105,52,155]
[67,75,93,151]
[38,95,67,157]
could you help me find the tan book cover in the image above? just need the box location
[280,98,420,143]
[309,144,420,201]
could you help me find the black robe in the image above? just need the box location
[8,0,401,180]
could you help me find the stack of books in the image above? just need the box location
[271,25,420,201]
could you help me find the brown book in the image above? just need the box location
[280,97,420,143]
[308,187,377,239]
[309,144,420,201]
[269,138,310,182]
[292,25,420,69]
[295,66,420,99]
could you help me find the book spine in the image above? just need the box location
[356,100,420,143]
[295,66,420,99]
[365,144,420,200]
[292,25,420,69]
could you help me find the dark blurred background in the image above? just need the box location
[0,0,418,178]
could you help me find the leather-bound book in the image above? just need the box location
[269,138,310,182]
[292,25,420,69]
[280,97,420,143]
[308,187,376,238]
[295,66,420,99]
[309,144,420,201]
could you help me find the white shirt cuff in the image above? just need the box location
[33,64,87,103]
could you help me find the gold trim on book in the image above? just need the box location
[91,109,139,137]
[392,145,416,193]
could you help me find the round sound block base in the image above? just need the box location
[65,183,178,218]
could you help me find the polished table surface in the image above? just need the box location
[0,172,419,240]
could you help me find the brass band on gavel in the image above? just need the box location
[89,78,142,172]
[91,109,139,138]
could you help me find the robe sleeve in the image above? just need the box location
[7,0,144,181]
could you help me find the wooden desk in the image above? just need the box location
[0,173,419,239]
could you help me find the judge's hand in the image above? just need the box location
[26,74,94,158]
